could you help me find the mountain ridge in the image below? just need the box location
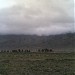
[0,33,75,52]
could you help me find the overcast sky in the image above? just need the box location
[0,0,74,35]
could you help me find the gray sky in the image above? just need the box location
[0,0,74,35]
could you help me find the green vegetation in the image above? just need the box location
[0,52,75,75]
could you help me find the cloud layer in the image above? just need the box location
[0,0,74,35]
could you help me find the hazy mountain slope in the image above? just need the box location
[0,33,75,52]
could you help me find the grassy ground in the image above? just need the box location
[0,52,75,75]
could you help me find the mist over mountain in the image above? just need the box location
[0,33,75,52]
[0,0,74,35]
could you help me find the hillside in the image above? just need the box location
[0,33,75,52]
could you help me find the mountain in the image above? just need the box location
[0,33,75,52]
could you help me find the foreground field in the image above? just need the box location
[0,52,75,75]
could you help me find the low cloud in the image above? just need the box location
[0,0,74,35]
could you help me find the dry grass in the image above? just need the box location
[0,52,75,75]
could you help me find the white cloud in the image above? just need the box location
[0,0,16,9]
[0,0,74,35]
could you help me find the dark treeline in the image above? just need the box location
[0,48,53,53]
